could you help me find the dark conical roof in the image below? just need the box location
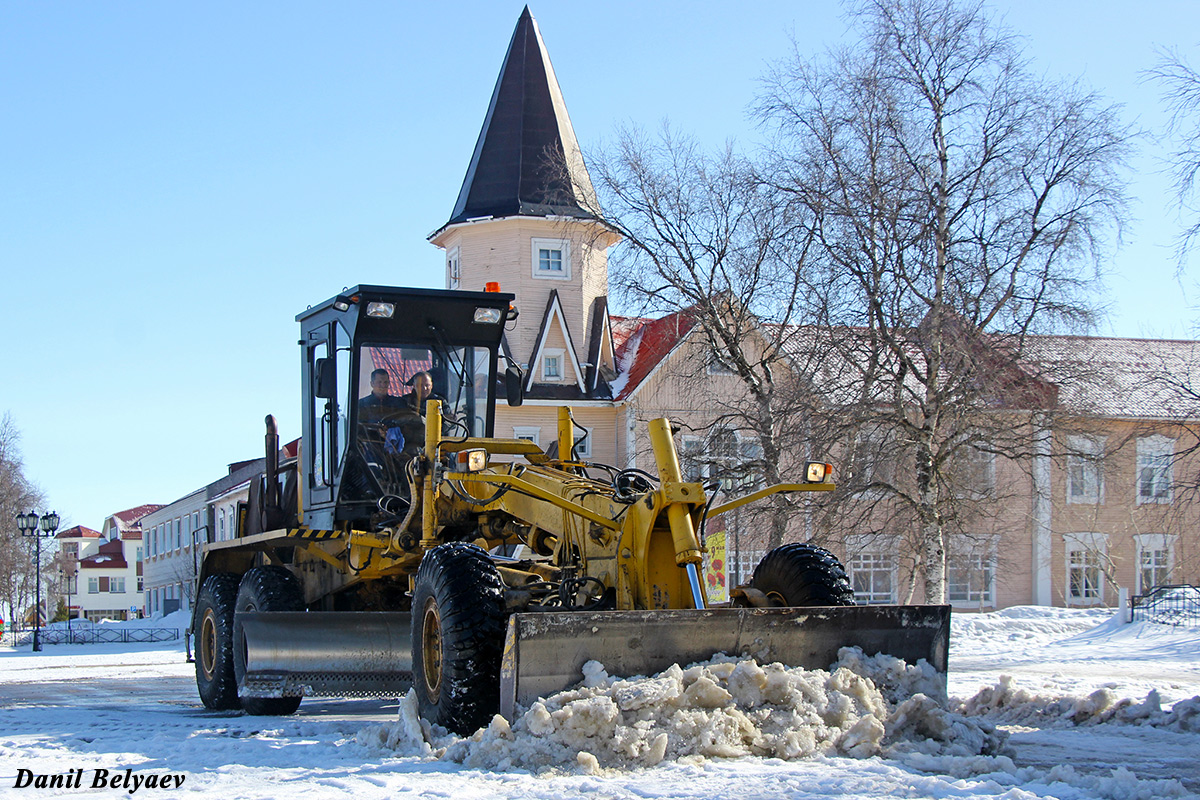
[442,7,597,229]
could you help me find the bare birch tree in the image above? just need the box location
[755,0,1135,602]
[587,126,818,550]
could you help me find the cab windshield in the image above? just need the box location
[343,341,493,507]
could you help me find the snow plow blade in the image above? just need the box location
[237,611,414,699]
[499,605,950,719]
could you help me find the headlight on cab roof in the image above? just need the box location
[474,307,503,324]
[366,302,395,318]
[456,448,489,472]
[805,461,833,483]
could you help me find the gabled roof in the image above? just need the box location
[57,525,101,540]
[439,6,596,232]
[106,504,163,533]
[611,308,699,400]
[525,289,586,394]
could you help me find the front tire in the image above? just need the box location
[749,543,856,607]
[411,543,506,734]
[195,573,241,710]
[233,566,305,716]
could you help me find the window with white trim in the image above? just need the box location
[88,577,99,594]
[110,577,126,594]
[572,425,592,459]
[512,426,541,447]
[853,425,895,489]
[1067,434,1105,504]
[1065,533,1106,605]
[948,551,995,606]
[447,247,461,290]
[680,435,706,482]
[849,553,895,604]
[542,349,565,382]
[531,238,571,280]
[952,437,995,497]
[1137,436,1174,504]
[1134,533,1174,594]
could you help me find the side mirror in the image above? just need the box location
[315,357,337,400]
[505,365,525,407]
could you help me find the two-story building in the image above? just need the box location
[57,506,158,622]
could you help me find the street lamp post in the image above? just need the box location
[15,511,60,652]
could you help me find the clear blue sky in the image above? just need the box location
[3,1,1198,532]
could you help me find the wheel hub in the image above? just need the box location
[200,610,218,680]
[421,600,443,702]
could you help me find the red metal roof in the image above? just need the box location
[612,309,698,400]
[111,504,164,527]
[57,525,101,539]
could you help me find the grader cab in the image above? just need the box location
[192,285,949,733]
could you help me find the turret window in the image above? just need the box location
[447,247,461,290]
[532,238,571,280]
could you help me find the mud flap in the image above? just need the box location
[499,605,950,720]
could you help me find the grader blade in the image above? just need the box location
[499,605,950,720]
[237,612,414,699]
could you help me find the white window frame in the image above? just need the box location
[1064,533,1107,606]
[854,425,895,491]
[512,426,541,447]
[947,549,996,607]
[572,424,592,459]
[447,246,461,290]
[1134,533,1175,594]
[88,577,99,594]
[1066,434,1105,504]
[110,577,126,594]
[531,238,571,280]
[952,437,996,498]
[1136,436,1174,504]
[542,349,565,382]
[680,435,707,482]
[848,552,896,604]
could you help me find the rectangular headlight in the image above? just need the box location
[367,302,395,318]
[806,462,832,483]
[474,307,503,324]
[456,448,489,472]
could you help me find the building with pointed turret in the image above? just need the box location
[428,6,623,464]
[422,7,1200,613]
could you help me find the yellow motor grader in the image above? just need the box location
[192,285,949,733]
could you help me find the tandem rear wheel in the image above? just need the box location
[233,566,305,716]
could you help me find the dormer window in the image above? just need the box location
[542,349,564,381]
[532,238,571,280]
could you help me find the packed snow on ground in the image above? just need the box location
[0,606,1197,799]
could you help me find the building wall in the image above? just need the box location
[141,491,206,617]
[432,216,614,372]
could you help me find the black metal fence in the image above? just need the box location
[1131,584,1200,626]
[10,627,181,646]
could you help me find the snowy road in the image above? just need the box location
[1,608,1197,800]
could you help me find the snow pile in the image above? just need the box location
[360,647,1005,774]
[961,674,1200,732]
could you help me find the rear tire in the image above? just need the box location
[234,566,305,716]
[411,543,506,734]
[749,543,855,607]
[195,573,241,710]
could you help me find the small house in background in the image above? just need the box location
[68,505,159,622]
